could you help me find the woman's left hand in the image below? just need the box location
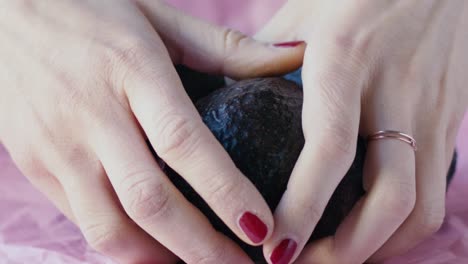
[255,1,468,263]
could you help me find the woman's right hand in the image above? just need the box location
[0,1,304,263]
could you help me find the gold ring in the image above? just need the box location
[367,130,417,151]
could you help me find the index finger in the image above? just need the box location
[262,43,364,264]
[123,37,275,246]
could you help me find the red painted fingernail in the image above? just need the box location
[270,239,297,264]
[238,212,268,243]
[273,41,304,47]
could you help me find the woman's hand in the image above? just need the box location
[0,0,304,263]
[255,1,468,263]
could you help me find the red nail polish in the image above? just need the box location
[273,41,304,48]
[270,239,297,264]
[238,212,268,243]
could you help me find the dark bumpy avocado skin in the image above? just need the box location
[197,78,306,210]
[175,65,225,102]
[161,67,457,263]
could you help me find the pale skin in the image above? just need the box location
[0,1,467,264]
[256,0,468,263]
[0,1,303,263]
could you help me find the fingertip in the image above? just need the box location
[211,36,305,80]
[267,238,299,264]
[232,187,275,246]
[273,40,305,48]
[259,139,356,264]
[238,211,270,244]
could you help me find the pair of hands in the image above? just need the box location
[1,0,467,264]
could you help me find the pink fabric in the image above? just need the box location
[164,0,286,36]
[1,1,467,263]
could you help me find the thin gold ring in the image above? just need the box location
[367,130,417,151]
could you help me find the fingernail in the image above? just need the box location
[273,41,304,48]
[238,212,268,243]
[270,239,297,264]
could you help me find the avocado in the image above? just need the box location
[175,65,226,102]
[155,67,457,263]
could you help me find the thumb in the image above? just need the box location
[136,0,305,79]
[254,1,301,43]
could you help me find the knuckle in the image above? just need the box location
[154,113,202,161]
[219,28,251,72]
[332,27,374,60]
[415,203,445,237]
[203,175,240,205]
[54,74,84,112]
[317,74,358,114]
[303,96,357,167]
[308,120,356,168]
[82,222,121,253]
[107,37,163,85]
[120,173,173,222]
[221,28,247,55]
[325,134,356,166]
[335,36,364,57]
[110,38,148,71]
[189,240,227,264]
[418,216,444,237]
[295,198,323,223]
[380,182,416,218]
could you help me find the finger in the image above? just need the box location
[52,154,177,263]
[123,37,275,246]
[24,168,75,223]
[262,44,364,264]
[90,110,253,263]
[136,0,305,78]
[5,147,75,222]
[365,2,465,260]
[296,135,416,264]
[369,138,446,262]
